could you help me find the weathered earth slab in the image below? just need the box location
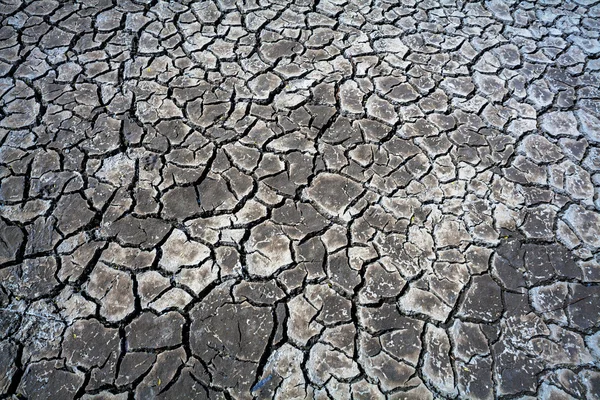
[1,0,599,399]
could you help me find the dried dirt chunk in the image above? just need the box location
[304,173,362,220]
[86,263,135,322]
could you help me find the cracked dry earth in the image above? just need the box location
[3,0,600,400]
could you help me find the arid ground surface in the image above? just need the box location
[1,0,600,399]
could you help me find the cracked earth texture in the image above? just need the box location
[1,0,600,399]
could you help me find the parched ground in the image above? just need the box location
[1,0,600,399]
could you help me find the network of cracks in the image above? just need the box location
[1,0,600,399]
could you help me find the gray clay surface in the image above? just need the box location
[1,0,600,399]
